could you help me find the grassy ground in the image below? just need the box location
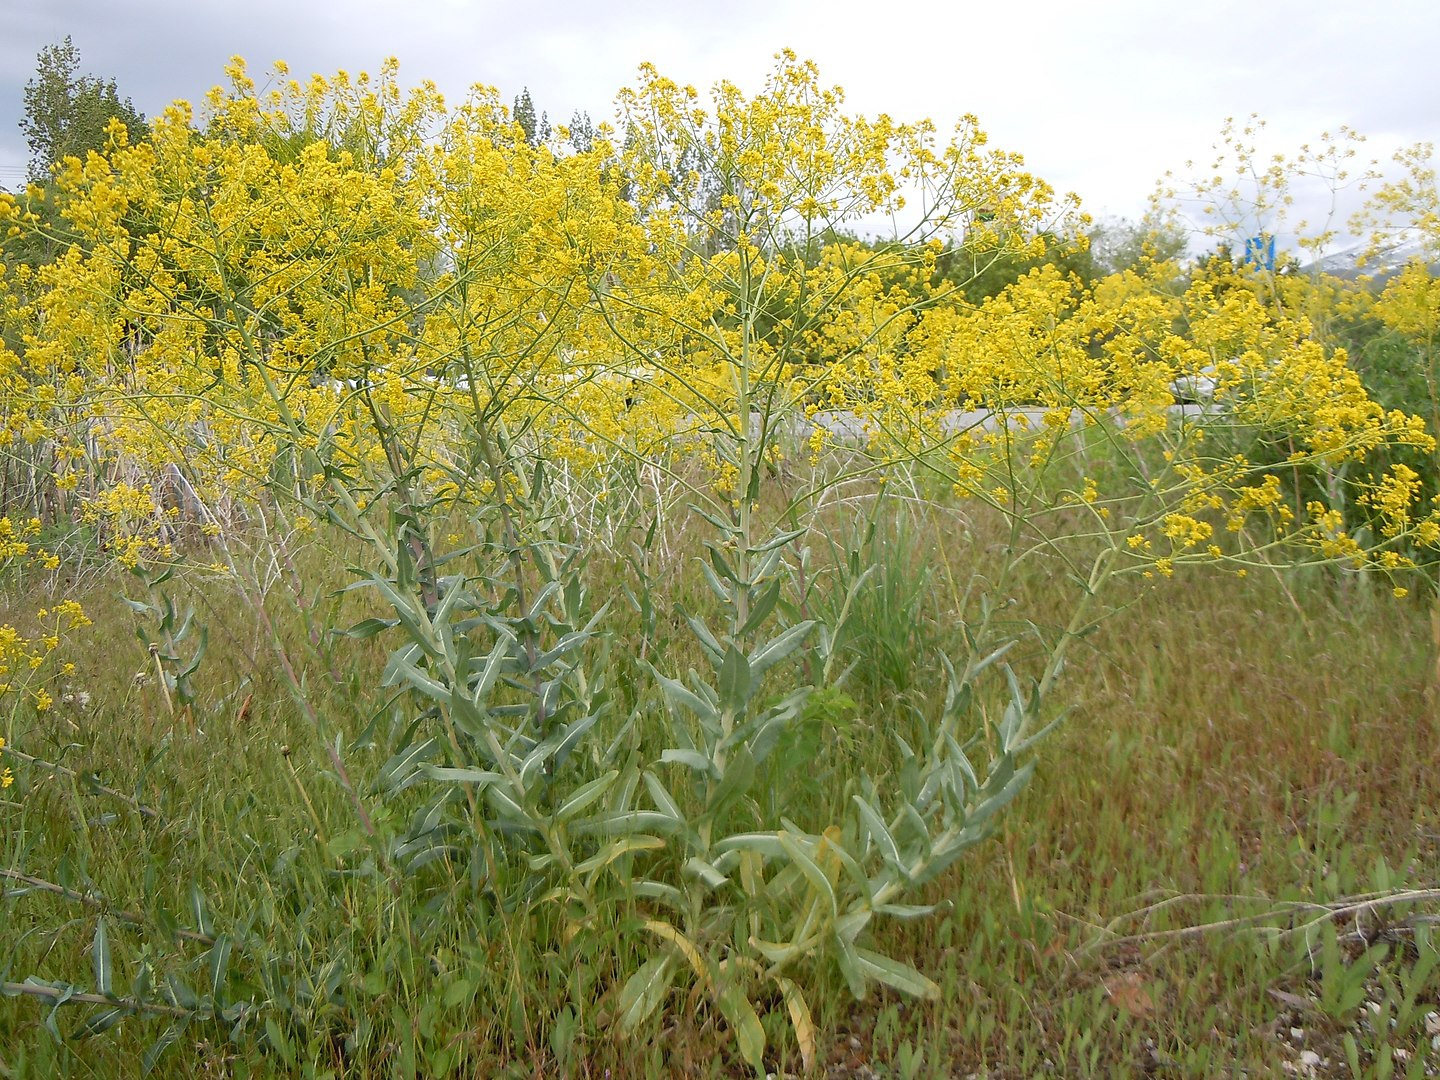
[2,500,1438,1078]
[846,572,1440,1078]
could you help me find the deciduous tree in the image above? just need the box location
[20,37,148,181]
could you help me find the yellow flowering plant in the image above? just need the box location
[1353,144,1440,531]
[3,51,1438,1073]
[1150,123,1440,574]
[0,516,90,737]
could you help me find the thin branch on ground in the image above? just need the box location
[0,980,208,1019]
[0,868,214,946]
[1076,887,1440,953]
[2,748,166,822]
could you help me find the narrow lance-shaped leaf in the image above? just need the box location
[748,527,807,554]
[641,919,712,991]
[556,769,619,822]
[704,743,756,820]
[648,664,720,725]
[718,645,751,715]
[617,955,676,1030]
[141,1023,185,1076]
[189,884,212,939]
[777,831,837,918]
[682,610,726,663]
[659,749,717,778]
[72,1007,126,1039]
[699,557,732,604]
[420,765,504,785]
[377,736,442,793]
[572,810,687,836]
[706,542,741,585]
[208,935,232,1005]
[642,771,685,821]
[852,795,903,871]
[682,856,729,890]
[92,918,112,999]
[749,620,815,677]
[737,577,781,638]
[776,977,817,1073]
[716,984,767,1077]
[335,617,399,640]
[852,945,941,1000]
[574,834,666,878]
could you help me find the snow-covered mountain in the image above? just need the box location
[1304,236,1437,283]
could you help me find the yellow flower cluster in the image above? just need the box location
[0,516,90,708]
[1360,463,1424,537]
[0,51,1434,593]
[0,515,40,559]
[0,600,88,704]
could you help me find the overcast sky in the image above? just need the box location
[2,0,1435,242]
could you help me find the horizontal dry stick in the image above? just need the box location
[1060,890,1274,936]
[0,868,214,946]
[2,748,166,822]
[0,980,193,1018]
[1081,887,1440,953]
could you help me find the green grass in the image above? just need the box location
[3,498,1438,1078]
